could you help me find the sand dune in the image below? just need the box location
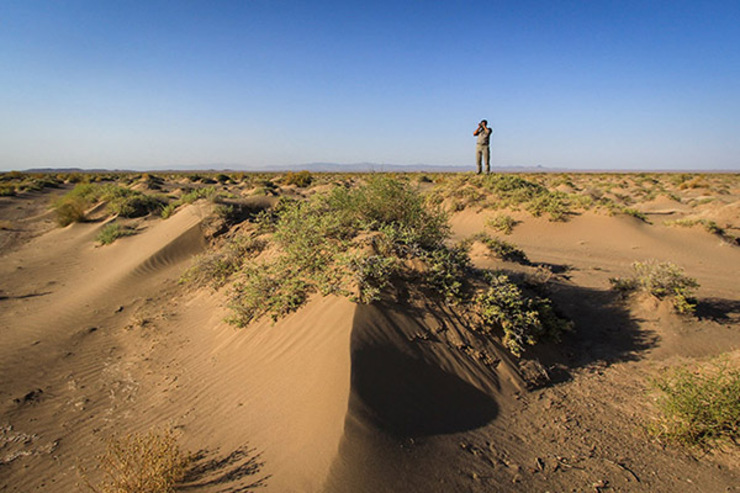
[1,173,739,492]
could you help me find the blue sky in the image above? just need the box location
[1,0,739,171]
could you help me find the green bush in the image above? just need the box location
[180,234,266,289]
[224,176,569,360]
[283,170,313,187]
[475,273,569,356]
[54,184,99,225]
[486,214,517,235]
[0,184,16,196]
[610,260,699,314]
[161,187,218,219]
[649,360,740,447]
[343,254,399,303]
[621,207,650,223]
[227,177,451,324]
[420,243,471,302]
[325,175,449,249]
[665,218,725,236]
[476,233,528,263]
[54,184,163,225]
[228,262,312,326]
[107,193,163,218]
[525,192,570,221]
[96,223,136,245]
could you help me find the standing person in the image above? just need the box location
[473,119,493,174]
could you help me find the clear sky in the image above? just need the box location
[1,0,739,171]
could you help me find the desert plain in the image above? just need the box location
[0,170,739,492]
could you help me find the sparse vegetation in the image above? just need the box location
[475,233,529,263]
[610,260,699,314]
[486,214,517,235]
[664,217,735,243]
[649,359,740,448]
[282,170,313,187]
[621,207,650,223]
[81,429,190,493]
[54,184,163,225]
[96,223,136,245]
[475,273,571,356]
[227,176,452,325]
[162,187,218,219]
[220,175,569,358]
[180,233,267,289]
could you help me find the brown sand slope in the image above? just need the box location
[1,202,355,491]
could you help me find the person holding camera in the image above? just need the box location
[473,119,493,174]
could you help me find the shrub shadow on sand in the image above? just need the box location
[695,298,740,324]
[180,445,270,492]
[525,278,659,384]
[351,345,498,436]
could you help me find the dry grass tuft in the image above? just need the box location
[81,429,190,493]
[649,358,740,448]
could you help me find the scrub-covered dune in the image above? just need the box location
[0,171,738,492]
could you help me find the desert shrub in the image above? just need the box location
[0,171,24,181]
[252,180,278,196]
[649,360,740,447]
[665,218,726,237]
[325,175,449,249]
[486,214,517,235]
[621,207,650,223]
[678,176,708,190]
[484,174,545,198]
[55,200,88,226]
[343,254,399,303]
[632,260,698,300]
[160,203,178,219]
[228,177,451,324]
[55,184,162,225]
[82,429,190,493]
[283,170,313,187]
[420,242,471,302]
[180,186,218,204]
[161,187,218,219]
[610,260,699,314]
[53,184,100,225]
[20,176,62,192]
[66,173,89,184]
[180,234,266,289]
[226,176,569,359]
[475,273,569,356]
[107,193,163,218]
[476,233,528,263]
[96,223,136,245]
[228,262,312,326]
[0,184,16,196]
[525,192,570,221]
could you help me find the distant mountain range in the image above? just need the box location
[18,163,738,173]
[22,162,556,173]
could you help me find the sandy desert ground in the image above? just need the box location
[1,171,739,492]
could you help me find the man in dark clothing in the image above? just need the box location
[473,119,493,174]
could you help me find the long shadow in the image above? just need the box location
[179,446,270,492]
[522,277,658,384]
[351,345,498,436]
[695,298,740,323]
